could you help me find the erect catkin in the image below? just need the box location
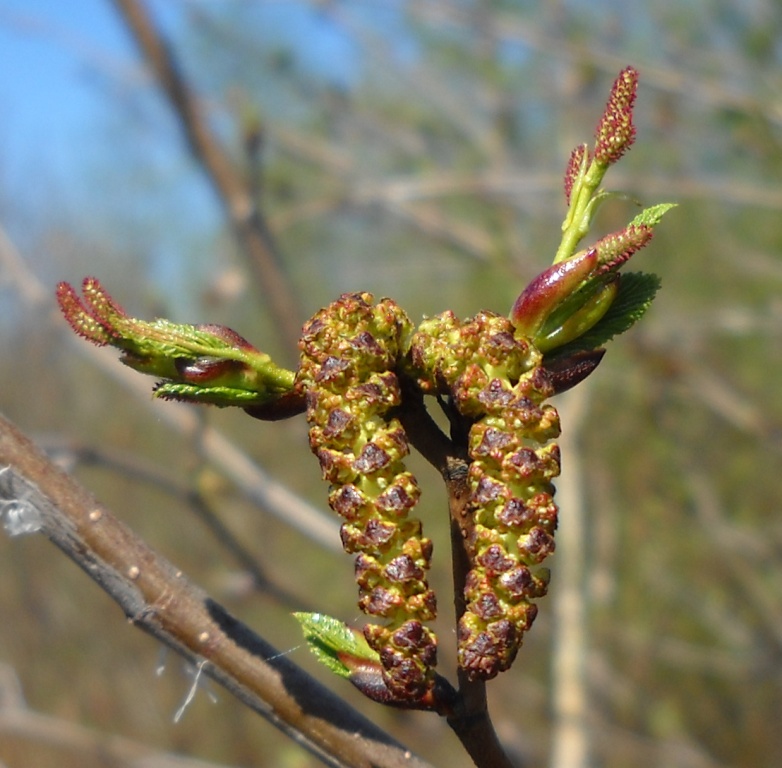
[406,309,560,680]
[297,293,438,700]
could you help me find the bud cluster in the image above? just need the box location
[297,293,438,701]
[406,311,561,679]
[56,277,296,409]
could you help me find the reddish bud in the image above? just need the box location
[510,249,597,340]
[340,652,457,713]
[594,224,653,274]
[564,144,588,204]
[195,323,257,350]
[536,276,619,352]
[243,390,307,420]
[56,278,126,344]
[543,349,606,394]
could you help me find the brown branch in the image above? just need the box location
[110,0,303,358]
[0,413,433,768]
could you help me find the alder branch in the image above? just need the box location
[0,413,434,768]
[110,0,303,358]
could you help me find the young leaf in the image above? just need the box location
[153,382,276,407]
[545,271,661,357]
[629,202,677,228]
[292,612,379,679]
[57,277,297,410]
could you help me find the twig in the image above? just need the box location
[109,0,303,358]
[0,413,433,768]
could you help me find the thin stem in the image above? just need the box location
[554,160,607,264]
[393,384,454,475]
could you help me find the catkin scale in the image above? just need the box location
[405,310,561,680]
[298,293,438,701]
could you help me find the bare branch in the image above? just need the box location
[0,413,433,768]
[110,0,303,357]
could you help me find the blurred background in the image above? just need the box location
[0,1,780,766]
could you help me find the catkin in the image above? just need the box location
[406,309,561,680]
[298,293,438,700]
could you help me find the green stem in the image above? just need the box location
[553,159,609,265]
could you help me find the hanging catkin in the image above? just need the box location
[406,309,560,679]
[298,292,438,700]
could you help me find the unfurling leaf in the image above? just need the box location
[546,271,661,357]
[293,612,379,679]
[56,277,297,411]
[629,202,678,228]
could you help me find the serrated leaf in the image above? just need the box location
[293,612,379,679]
[546,271,661,356]
[153,382,272,406]
[630,202,677,228]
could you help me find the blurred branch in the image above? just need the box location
[41,436,310,610]
[267,124,499,261]
[273,167,782,260]
[687,467,782,653]
[78,341,341,550]
[110,0,303,358]
[684,368,771,440]
[590,700,733,768]
[549,387,592,768]
[316,1,502,161]
[350,171,782,211]
[408,3,782,127]
[0,662,234,768]
[0,414,433,768]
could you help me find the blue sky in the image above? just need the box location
[0,0,206,305]
[0,1,178,191]
[0,0,363,309]
[0,1,362,191]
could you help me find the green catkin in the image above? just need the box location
[407,310,561,680]
[298,293,438,700]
